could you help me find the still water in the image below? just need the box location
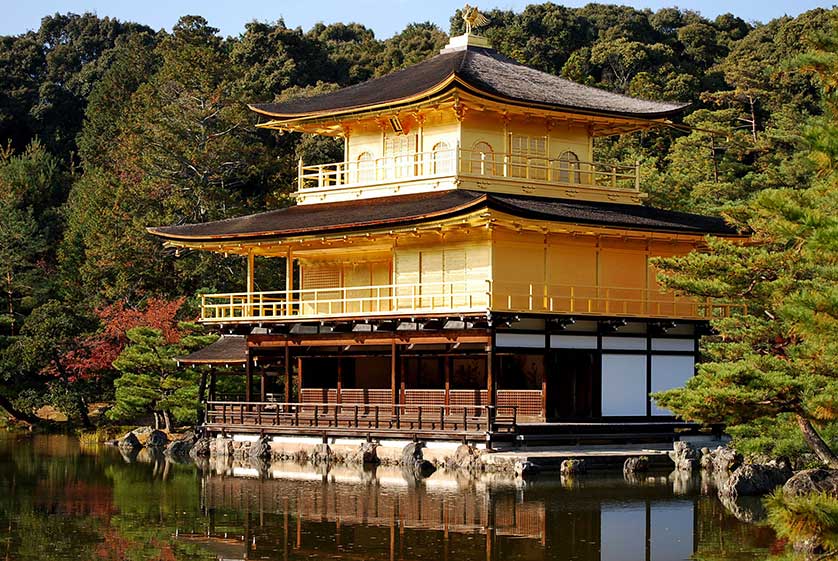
[0,434,778,561]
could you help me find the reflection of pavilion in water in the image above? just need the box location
[178,464,697,561]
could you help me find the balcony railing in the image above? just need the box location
[298,147,640,193]
[200,280,743,322]
[205,401,518,438]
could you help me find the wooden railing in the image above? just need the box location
[205,401,518,437]
[298,147,639,193]
[200,280,743,322]
[488,281,746,320]
[200,280,490,321]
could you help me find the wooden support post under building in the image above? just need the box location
[444,355,451,413]
[209,371,217,401]
[197,371,208,424]
[543,326,550,420]
[260,366,266,402]
[399,355,406,407]
[487,328,496,406]
[297,357,304,400]
[336,356,343,404]
[245,351,253,404]
[390,340,398,413]
[284,340,291,403]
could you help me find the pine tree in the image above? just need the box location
[652,25,838,467]
[108,325,215,430]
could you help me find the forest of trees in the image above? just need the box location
[0,5,835,457]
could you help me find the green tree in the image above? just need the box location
[377,22,448,75]
[3,300,97,426]
[653,182,838,468]
[109,325,215,430]
[652,28,838,466]
[0,13,151,156]
[0,141,67,330]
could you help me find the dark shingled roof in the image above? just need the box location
[487,193,738,235]
[148,190,484,240]
[177,335,247,365]
[250,45,686,120]
[148,190,738,242]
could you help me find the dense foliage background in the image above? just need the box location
[0,5,835,437]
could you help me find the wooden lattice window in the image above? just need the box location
[470,141,495,175]
[557,150,581,184]
[431,141,453,175]
[301,265,340,290]
[384,133,416,178]
[356,151,374,183]
[509,134,547,179]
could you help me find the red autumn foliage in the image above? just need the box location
[62,297,188,381]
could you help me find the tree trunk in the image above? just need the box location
[5,271,15,336]
[0,395,39,425]
[748,95,758,142]
[153,411,160,430]
[796,414,838,469]
[75,396,93,429]
[162,410,173,433]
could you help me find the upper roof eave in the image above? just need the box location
[145,191,489,243]
[248,45,688,126]
[251,82,688,133]
[146,190,741,246]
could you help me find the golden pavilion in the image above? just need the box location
[150,29,742,445]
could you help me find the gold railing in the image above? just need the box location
[200,280,742,322]
[200,280,490,321]
[488,281,745,319]
[298,147,639,192]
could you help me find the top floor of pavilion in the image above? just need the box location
[249,33,686,207]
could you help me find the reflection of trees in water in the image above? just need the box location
[0,436,783,561]
[693,497,777,561]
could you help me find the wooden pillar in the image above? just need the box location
[245,352,253,403]
[246,251,255,293]
[444,355,451,412]
[487,328,496,406]
[284,340,291,404]
[260,366,266,402]
[286,249,293,292]
[246,251,255,317]
[399,355,406,406]
[197,370,208,424]
[209,371,217,401]
[390,340,398,412]
[297,357,304,401]
[286,248,294,317]
[543,326,550,420]
[336,356,343,404]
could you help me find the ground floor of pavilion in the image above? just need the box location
[183,317,705,444]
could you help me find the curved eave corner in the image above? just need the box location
[247,74,460,127]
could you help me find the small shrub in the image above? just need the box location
[764,489,838,555]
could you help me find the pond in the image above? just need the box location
[0,434,779,561]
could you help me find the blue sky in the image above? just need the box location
[1,0,834,39]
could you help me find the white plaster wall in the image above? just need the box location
[601,354,647,416]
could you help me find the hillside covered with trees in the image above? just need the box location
[0,4,835,456]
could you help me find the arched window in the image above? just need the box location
[356,151,374,183]
[470,141,495,176]
[431,141,453,175]
[557,150,581,184]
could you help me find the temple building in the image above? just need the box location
[151,31,743,445]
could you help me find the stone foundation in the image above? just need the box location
[202,434,488,472]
